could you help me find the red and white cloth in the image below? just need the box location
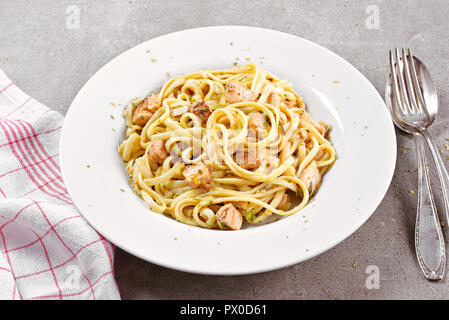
[0,69,120,299]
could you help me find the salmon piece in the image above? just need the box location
[192,101,212,123]
[148,140,168,164]
[267,91,281,108]
[277,194,290,210]
[183,162,212,189]
[236,150,260,170]
[132,94,161,126]
[216,203,243,230]
[171,106,189,117]
[248,112,267,140]
[285,98,299,109]
[225,81,256,103]
[299,161,322,196]
[249,112,265,129]
[301,112,329,136]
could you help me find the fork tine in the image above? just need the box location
[394,48,412,113]
[389,49,407,115]
[402,48,419,113]
[407,48,427,111]
[388,50,408,122]
[389,50,400,104]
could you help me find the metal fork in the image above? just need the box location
[387,48,446,280]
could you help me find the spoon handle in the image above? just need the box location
[414,133,446,280]
[421,130,449,231]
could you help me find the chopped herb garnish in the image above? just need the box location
[246,212,256,222]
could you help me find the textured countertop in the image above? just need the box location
[2,0,449,299]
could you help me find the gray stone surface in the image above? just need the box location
[2,0,449,299]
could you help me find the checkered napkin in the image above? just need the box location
[0,69,120,300]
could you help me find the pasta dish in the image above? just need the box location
[119,64,336,230]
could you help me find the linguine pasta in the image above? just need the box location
[119,64,336,230]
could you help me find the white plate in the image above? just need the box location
[60,26,396,275]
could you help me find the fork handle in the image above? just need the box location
[421,129,449,228]
[414,133,446,280]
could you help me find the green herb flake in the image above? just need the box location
[246,212,256,222]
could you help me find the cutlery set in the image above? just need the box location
[386,48,449,280]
